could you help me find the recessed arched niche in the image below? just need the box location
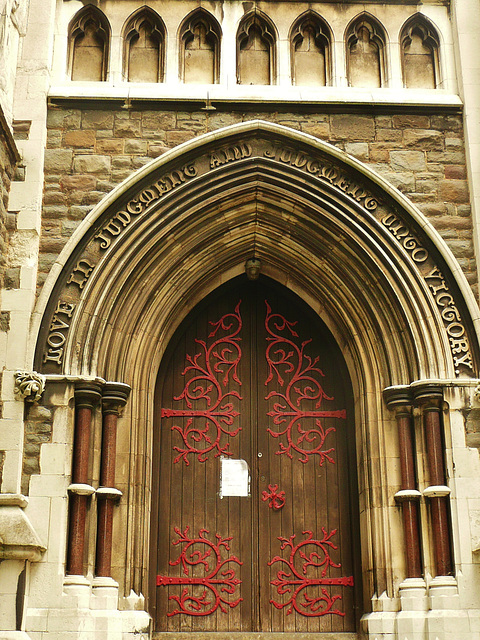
[346,15,387,89]
[237,12,276,85]
[290,12,332,87]
[69,6,110,82]
[123,8,166,83]
[179,9,221,84]
[401,14,440,89]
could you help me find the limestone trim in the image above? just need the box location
[0,506,46,562]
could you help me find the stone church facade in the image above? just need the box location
[1,0,480,639]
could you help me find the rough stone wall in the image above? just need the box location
[41,108,474,293]
[21,403,54,495]
[0,119,18,290]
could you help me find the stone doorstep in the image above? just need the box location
[152,634,358,640]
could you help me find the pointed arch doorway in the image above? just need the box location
[150,275,361,634]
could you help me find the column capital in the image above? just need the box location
[102,381,131,414]
[412,382,443,405]
[383,385,412,409]
[74,381,103,408]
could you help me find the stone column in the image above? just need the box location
[95,382,130,578]
[384,386,423,578]
[414,384,453,577]
[66,381,102,576]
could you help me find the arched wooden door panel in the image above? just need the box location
[150,277,360,633]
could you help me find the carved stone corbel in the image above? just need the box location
[14,371,46,403]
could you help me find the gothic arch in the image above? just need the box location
[122,7,166,83]
[400,13,441,89]
[290,11,332,86]
[178,8,222,84]
[237,11,277,85]
[31,120,480,607]
[68,5,110,81]
[345,13,388,88]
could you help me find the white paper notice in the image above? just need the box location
[220,458,250,498]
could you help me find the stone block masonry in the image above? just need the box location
[41,107,476,295]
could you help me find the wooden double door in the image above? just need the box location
[151,277,360,633]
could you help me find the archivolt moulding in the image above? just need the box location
[31,120,480,390]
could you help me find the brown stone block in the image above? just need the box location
[47,109,81,130]
[142,112,176,131]
[125,139,148,154]
[369,148,389,163]
[166,130,195,146]
[46,131,62,148]
[331,114,375,140]
[301,123,330,139]
[44,149,73,173]
[345,142,369,161]
[114,118,142,138]
[390,150,426,172]
[176,115,207,132]
[445,238,474,258]
[375,115,393,128]
[73,155,111,174]
[60,175,97,191]
[427,151,466,164]
[392,115,430,129]
[43,191,66,205]
[96,139,124,154]
[148,144,169,158]
[376,129,402,143]
[430,114,463,132]
[207,112,243,130]
[70,205,93,219]
[42,205,69,219]
[82,111,115,130]
[444,165,467,180]
[439,179,470,204]
[404,130,444,151]
[64,130,96,148]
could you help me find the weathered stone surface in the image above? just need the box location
[114,119,142,138]
[0,311,10,331]
[439,179,470,203]
[82,110,115,130]
[44,148,72,172]
[96,139,124,154]
[390,150,426,172]
[331,114,375,140]
[5,267,20,289]
[301,123,330,139]
[445,165,467,180]
[64,130,96,148]
[345,142,369,161]
[404,129,444,151]
[125,139,148,154]
[148,144,169,158]
[376,129,402,143]
[60,175,97,191]
[430,114,463,132]
[73,154,111,174]
[392,114,430,129]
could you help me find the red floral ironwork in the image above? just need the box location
[162,301,243,464]
[264,301,346,465]
[157,526,243,616]
[268,529,353,617]
[262,483,286,510]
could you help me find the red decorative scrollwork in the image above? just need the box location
[157,526,243,616]
[268,529,353,617]
[162,301,243,464]
[264,301,346,465]
[262,483,286,510]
